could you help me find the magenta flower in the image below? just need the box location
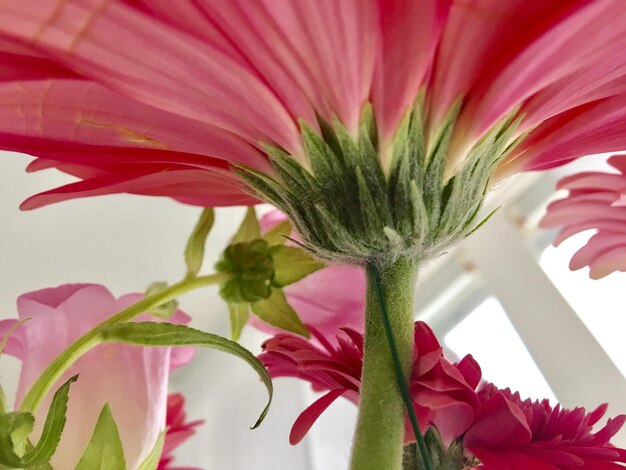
[259,321,481,446]
[463,384,626,470]
[158,393,204,470]
[0,2,624,209]
[0,284,194,469]
[540,154,626,279]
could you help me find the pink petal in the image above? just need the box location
[20,167,254,210]
[372,0,449,146]
[464,393,532,448]
[0,1,302,155]
[289,389,346,445]
[0,319,23,358]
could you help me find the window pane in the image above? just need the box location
[445,297,557,402]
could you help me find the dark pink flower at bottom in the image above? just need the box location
[158,393,204,470]
[464,384,626,470]
[259,321,481,446]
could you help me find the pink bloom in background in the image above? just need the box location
[0,284,194,469]
[248,210,366,341]
[158,393,204,470]
[540,154,626,279]
[0,2,624,207]
[464,384,626,470]
[259,321,480,446]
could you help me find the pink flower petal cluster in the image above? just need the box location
[541,154,626,279]
[0,2,625,207]
[158,393,204,470]
[259,321,481,446]
[464,383,626,470]
[0,284,194,469]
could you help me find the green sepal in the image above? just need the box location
[232,207,261,243]
[96,322,273,429]
[269,245,325,287]
[0,375,77,468]
[216,239,274,303]
[136,432,164,470]
[75,404,126,470]
[251,289,310,337]
[402,427,468,470]
[184,208,215,277]
[261,220,292,246]
[229,303,250,342]
[144,282,179,319]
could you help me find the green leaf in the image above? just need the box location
[184,208,215,277]
[144,282,179,319]
[232,207,261,243]
[0,376,77,468]
[229,303,250,342]
[136,432,164,470]
[269,245,325,287]
[21,375,77,467]
[75,404,126,470]
[0,412,34,465]
[262,220,292,246]
[251,289,310,337]
[97,322,273,429]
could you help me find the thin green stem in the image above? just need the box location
[19,273,232,414]
[350,257,419,470]
[369,264,432,470]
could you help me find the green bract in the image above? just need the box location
[216,208,323,339]
[237,98,520,265]
[216,239,275,303]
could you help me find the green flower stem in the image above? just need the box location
[350,258,420,470]
[19,273,232,414]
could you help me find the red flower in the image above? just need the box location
[463,384,626,470]
[158,393,204,470]
[259,321,481,446]
[540,154,626,279]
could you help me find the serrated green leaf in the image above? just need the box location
[21,375,78,467]
[232,207,261,243]
[229,303,250,341]
[136,432,164,470]
[261,220,292,246]
[97,322,272,429]
[251,289,310,337]
[75,404,126,470]
[144,282,179,320]
[269,245,325,287]
[0,376,77,468]
[184,208,215,277]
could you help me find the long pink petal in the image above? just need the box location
[289,389,346,445]
[0,1,302,155]
[372,0,449,146]
[20,167,254,210]
[0,79,270,171]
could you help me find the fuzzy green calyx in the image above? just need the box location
[238,99,520,265]
[215,239,275,303]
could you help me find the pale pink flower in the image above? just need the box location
[0,284,194,469]
[0,2,624,207]
[158,393,204,470]
[464,383,626,470]
[540,154,626,279]
[259,321,481,446]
